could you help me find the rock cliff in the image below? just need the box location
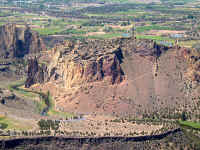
[0,24,46,58]
[25,38,170,89]
[25,58,48,88]
[25,40,125,88]
[25,38,195,115]
[183,48,200,83]
[0,129,186,150]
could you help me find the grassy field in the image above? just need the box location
[32,27,65,36]
[179,120,200,130]
[179,120,200,148]
[0,115,32,130]
[62,29,87,35]
[8,80,47,114]
[0,3,198,49]
[136,25,175,33]
[136,35,175,42]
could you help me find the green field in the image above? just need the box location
[0,116,32,130]
[136,25,175,33]
[136,35,175,42]
[32,27,65,36]
[179,120,200,130]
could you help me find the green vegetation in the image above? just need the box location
[160,0,198,5]
[0,0,199,48]
[179,120,200,130]
[0,116,14,130]
[0,117,8,130]
[8,80,37,98]
[0,116,31,130]
[136,35,175,43]
[32,27,65,36]
[179,120,200,149]
[136,25,174,33]
[45,91,73,118]
[62,29,87,35]
[8,80,47,114]
[8,81,73,118]
[38,119,60,131]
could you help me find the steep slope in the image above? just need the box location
[0,24,46,58]
[0,129,194,150]
[25,40,125,88]
[25,37,199,116]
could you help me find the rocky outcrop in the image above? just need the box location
[26,40,125,88]
[0,88,16,105]
[0,129,188,150]
[0,24,46,58]
[25,58,48,88]
[25,38,172,88]
[25,37,199,116]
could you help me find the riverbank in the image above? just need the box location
[8,80,73,118]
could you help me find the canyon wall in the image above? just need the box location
[25,38,169,88]
[0,24,46,58]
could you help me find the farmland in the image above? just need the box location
[0,0,200,48]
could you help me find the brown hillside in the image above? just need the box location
[25,38,200,117]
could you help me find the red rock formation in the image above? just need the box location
[26,38,199,115]
[0,24,46,58]
[25,58,48,88]
[26,40,125,88]
[25,39,173,88]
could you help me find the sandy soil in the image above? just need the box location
[108,25,133,30]
[86,32,106,36]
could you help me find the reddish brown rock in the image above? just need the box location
[25,38,173,88]
[25,58,48,88]
[25,40,125,88]
[0,24,46,58]
[25,38,200,116]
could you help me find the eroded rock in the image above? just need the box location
[0,24,46,58]
[25,38,172,89]
[25,58,48,88]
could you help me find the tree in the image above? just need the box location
[0,123,8,130]
[181,111,187,121]
[39,4,45,10]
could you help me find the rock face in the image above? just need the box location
[26,40,125,88]
[0,24,46,58]
[0,129,189,150]
[25,38,170,89]
[26,38,197,116]
[183,48,200,82]
[25,58,48,88]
